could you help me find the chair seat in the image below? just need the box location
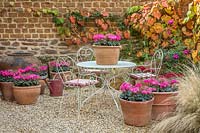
[84,69,109,74]
[64,79,99,87]
[130,72,156,79]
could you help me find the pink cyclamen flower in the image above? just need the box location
[120,82,132,92]
[141,90,148,95]
[159,81,170,88]
[93,34,106,42]
[168,19,174,25]
[173,53,179,60]
[170,39,175,44]
[183,49,190,55]
[40,65,48,71]
[170,79,179,85]
[130,86,139,93]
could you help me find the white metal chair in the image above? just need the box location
[56,55,99,118]
[130,49,164,80]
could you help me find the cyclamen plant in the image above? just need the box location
[49,61,70,73]
[120,82,155,102]
[38,65,48,77]
[13,74,40,87]
[143,78,178,92]
[93,33,121,46]
[0,70,15,82]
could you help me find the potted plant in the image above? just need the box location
[92,33,121,65]
[143,78,179,120]
[13,74,41,105]
[0,70,15,101]
[49,61,70,79]
[38,65,48,94]
[119,82,155,126]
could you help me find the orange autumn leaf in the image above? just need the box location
[186,21,194,30]
[101,11,109,17]
[182,27,193,37]
[164,7,173,15]
[192,50,198,60]
[146,31,152,38]
[151,34,159,41]
[147,17,156,26]
[153,23,164,33]
[161,41,169,48]
[152,7,162,19]
[161,0,168,8]
[136,51,143,57]
[161,15,171,24]
[101,23,108,31]
[163,31,169,39]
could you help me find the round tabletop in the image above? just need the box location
[77,61,136,69]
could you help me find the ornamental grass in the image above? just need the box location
[152,63,200,133]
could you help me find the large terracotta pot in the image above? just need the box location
[152,91,178,120]
[39,80,46,95]
[93,46,121,65]
[119,98,154,127]
[0,52,41,70]
[13,85,41,105]
[0,82,15,101]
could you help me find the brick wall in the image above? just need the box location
[0,0,159,56]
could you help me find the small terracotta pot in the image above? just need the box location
[120,98,154,127]
[13,85,41,105]
[152,91,178,120]
[39,80,46,95]
[48,79,63,97]
[0,82,15,101]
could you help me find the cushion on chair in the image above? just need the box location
[130,72,156,79]
[64,79,99,87]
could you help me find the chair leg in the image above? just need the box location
[77,87,81,119]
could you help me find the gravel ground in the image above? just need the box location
[0,88,157,133]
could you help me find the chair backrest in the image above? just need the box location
[56,55,77,84]
[150,49,163,77]
[76,46,94,62]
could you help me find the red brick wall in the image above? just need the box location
[0,0,154,56]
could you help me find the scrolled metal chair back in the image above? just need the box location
[56,55,77,83]
[76,46,94,62]
[150,49,164,77]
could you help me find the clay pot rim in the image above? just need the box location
[153,91,178,95]
[7,52,33,56]
[0,81,13,84]
[92,45,121,48]
[13,84,41,89]
[119,97,154,104]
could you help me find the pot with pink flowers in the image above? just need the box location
[143,78,179,120]
[49,61,70,80]
[119,82,155,126]
[92,33,121,65]
[0,70,15,101]
[13,74,41,105]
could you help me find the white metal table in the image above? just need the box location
[77,61,136,110]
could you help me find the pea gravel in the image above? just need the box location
[0,88,157,133]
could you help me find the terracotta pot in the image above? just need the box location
[93,46,121,65]
[0,52,41,70]
[13,85,41,105]
[48,79,63,96]
[50,71,70,81]
[119,98,154,127]
[39,80,46,95]
[152,91,178,120]
[0,82,15,101]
